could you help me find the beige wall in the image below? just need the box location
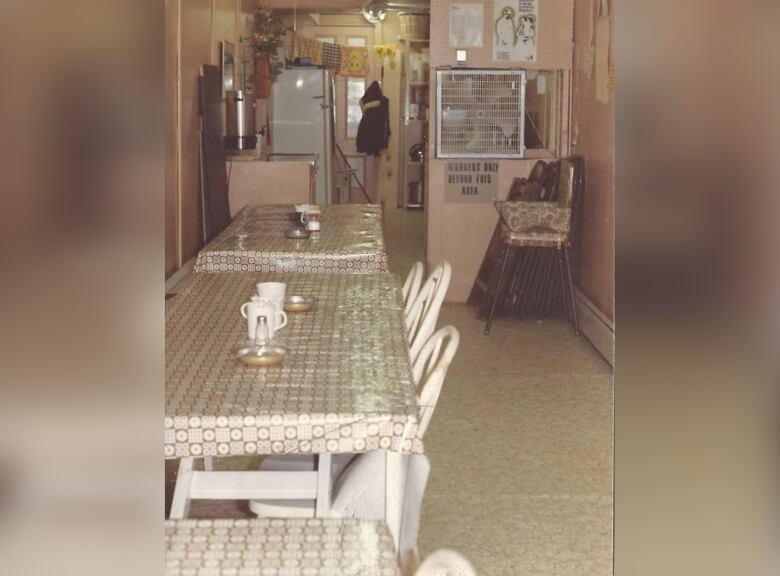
[165,0,180,277]
[427,0,575,302]
[571,0,614,320]
[176,0,212,275]
[228,162,313,216]
[165,0,253,278]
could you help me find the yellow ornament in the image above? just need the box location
[373,43,396,59]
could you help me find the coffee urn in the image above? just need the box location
[225,90,256,150]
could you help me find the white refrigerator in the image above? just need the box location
[270,68,335,205]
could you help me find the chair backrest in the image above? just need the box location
[566,155,585,247]
[528,159,547,184]
[540,159,561,200]
[556,157,576,208]
[508,177,543,201]
[553,155,583,244]
[405,261,452,364]
[402,261,425,316]
[415,549,478,576]
[413,325,460,438]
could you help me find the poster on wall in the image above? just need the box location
[493,0,538,62]
[449,3,484,47]
[444,160,499,203]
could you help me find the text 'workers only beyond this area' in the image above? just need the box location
[444,161,499,202]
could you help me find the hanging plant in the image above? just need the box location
[255,56,273,99]
[251,9,287,94]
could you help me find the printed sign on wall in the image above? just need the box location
[493,0,538,62]
[444,160,499,203]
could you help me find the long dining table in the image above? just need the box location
[165,518,401,576]
[193,204,389,273]
[165,270,423,547]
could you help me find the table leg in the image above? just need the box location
[315,453,333,518]
[384,451,410,551]
[169,457,194,519]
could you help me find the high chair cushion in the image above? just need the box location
[495,200,571,243]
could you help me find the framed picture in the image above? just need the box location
[220,41,235,99]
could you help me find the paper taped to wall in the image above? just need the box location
[450,3,484,47]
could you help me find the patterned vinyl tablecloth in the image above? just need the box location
[194,204,389,273]
[165,518,400,576]
[165,272,422,459]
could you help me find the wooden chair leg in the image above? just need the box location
[562,247,580,335]
[484,243,513,335]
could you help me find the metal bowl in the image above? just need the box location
[284,295,314,313]
[237,344,286,367]
[285,228,311,240]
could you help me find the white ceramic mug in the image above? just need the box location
[240,298,287,341]
[294,204,309,227]
[256,282,286,312]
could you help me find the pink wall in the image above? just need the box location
[571,1,614,320]
[426,0,575,301]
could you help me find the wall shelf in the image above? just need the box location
[398,40,430,210]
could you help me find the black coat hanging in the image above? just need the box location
[356,81,391,157]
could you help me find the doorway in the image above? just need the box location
[271,6,429,277]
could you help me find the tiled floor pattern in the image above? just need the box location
[165,201,614,576]
[417,303,612,576]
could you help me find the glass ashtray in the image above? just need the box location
[237,344,286,367]
[285,228,311,240]
[284,295,315,313]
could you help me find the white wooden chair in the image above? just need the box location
[414,549,478,576]
[246,454,352,519]
[329,451,430,572]
[409,325,459,437]
[402,261,425,316]
[329,327,459,565]
[250,325,460,549]
[405,261,452,365]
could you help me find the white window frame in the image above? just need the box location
[346,77,366,139]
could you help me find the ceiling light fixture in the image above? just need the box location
[362,1,388,24]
